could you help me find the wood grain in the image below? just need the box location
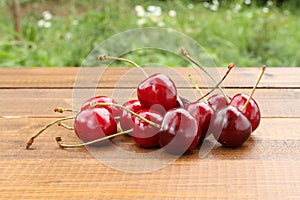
[0,67,299,200]
[0,88,299,117]
[0,67,299,88]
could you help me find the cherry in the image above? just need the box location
[159,108,200,154]
[229,66,266,132]
[137,73,177,113]
[185,102,214,142]
[175,96,191,108]
[207,94,230,111]
[230,93,260,132]
[80,96,122,117]
[74,107,117,145]
[131,109,163,148]
[56,102,160,148]
[120,99,143,131]
[211,105,252,148]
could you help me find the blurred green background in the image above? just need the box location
[0,0,299,67]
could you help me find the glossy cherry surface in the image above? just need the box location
[120,99,143,131]
[185,102,214,142]
[159,108,199,154]
[137,73,177,113]
[211,105,252,148]
[132,109,163,148]
[207,94,230,111]
[175,96,191,108]
[74,107,117,145]
[230,93,260,132]
[80,96,122,117]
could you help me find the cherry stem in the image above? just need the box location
[56,129,133,148]
[180,49,230,104]
[241,65,266,112]
[58,122,74,130]
[91,102,161,129]
[98,55,149,78]
[188,74,208,103]
[197,63,235,102]
[54,107,75,113]
[26,116,75,149]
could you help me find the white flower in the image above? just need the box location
[267,0,273,6]
[147,5,156,12]
[157,21,165,27]
[212,0,219,6]
[147,5,162,17]
[135,5,146,17]
[262,7,269,13]
[203,2,210,8]
[234,4,242,12]
[244,0,251,5]
[65,32,72,40]
[44,21,52,28]
[168,10,177,17]
[42,10,52,20]
[135,5,144,12]
[210,4,218,11]
[72,20,79,26]
[38,19,45,27]
[153,7,162,17]
[137,18,147,27]
[187,3,194,9]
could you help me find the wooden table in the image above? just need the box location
[1,67,299,199]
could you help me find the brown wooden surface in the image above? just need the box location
[0,67,299,200]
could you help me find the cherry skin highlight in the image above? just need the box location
[207,94,230,111]
[159,108,200,154]
[230,93,261,132]
[185,102,214,142]
[120,99,143,131]
[80,96,122,117]
[211,105,252,148]
[137,73,177,113]
[176,96,191,108]
[74,107,117,145]
[132,109,163,148]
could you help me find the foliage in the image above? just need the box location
[0,0,299,67]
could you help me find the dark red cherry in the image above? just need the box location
[137,73,177,113]
[185,102,214,142]
[159,108,200,154]
[80,96,122,117]
[230,93,260,132]
[175,96,191,108]
[120,99,143,131]
[211,105,252,148]
[207,94,230,111]
[74,107,117,145]
[132,109,163,148]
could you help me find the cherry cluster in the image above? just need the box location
[26,50,266,155]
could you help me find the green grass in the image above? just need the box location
[0,0,299,67]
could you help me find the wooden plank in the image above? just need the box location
[1,67,299,199]
[0,67,299,88]
[1,118,300,199]
[0,88,299,118]
[0,159,299,199]
[3,117,300,154]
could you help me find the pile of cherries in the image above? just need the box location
[26,50,266,155]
